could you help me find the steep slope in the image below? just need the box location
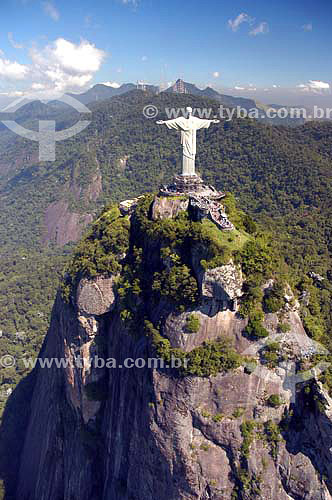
[1,90,332,428]
[2,194,332,500]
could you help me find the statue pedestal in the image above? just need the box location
[159,173,225,200]
[173,174,204,193]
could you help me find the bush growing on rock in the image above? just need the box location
[264,281,286,313]
[152,265,199,308]
[185,314,200,333]
[240,420,256,459]
[239,282,264,317]
[244,313,269,339]
[145,321,243,377]
[278,322,291,333]
[235,239,273,283]
[264,420,281,459]
[267,394,283,408]
[62,204,130,300]
[261,342,282,367]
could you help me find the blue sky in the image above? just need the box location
[0,0,331,104]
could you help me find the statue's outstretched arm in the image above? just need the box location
[195,118,220,130]
[156,117,182,130]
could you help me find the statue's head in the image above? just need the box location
[186,106,193,116]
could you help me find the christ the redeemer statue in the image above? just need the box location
[157,106,219,176]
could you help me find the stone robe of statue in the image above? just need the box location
[157,107,219,176]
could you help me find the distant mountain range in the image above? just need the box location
[68,83,159,105]
[0,79,311,155]
[164,79,258,111]
[66,79,306,125]
[1,78,328,129]
[67,79,258,111]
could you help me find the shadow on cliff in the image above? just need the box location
[0,367,37,500]
[282,387,332,494]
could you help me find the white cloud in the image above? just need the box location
[43,67,93,90]
[0,57,28,80]
[234,86,245,90]
[0,90,24,97]
[28,38,106,92]
[302,23,313,32]
[8,32,24,49]
[42,1,60,21]
[31,82,46,90]
[212,71,220,78]
[296,80,330,93]
[49,38,105,73]
[0,37,105,94]
[249,22,269,36]
[228,13,253,32]
[141,55,147,62]
[101,81,121,88]
[310,80,329,90]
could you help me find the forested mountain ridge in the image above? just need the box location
[1,89,332,250]
[0,89,332,419]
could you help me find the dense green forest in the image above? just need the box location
[0,89,332,416]
[0,250,68,415]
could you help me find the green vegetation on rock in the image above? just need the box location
[267,394,283,408]
[262,342,283,368]
[244,313,269,339]
[152,265,199,308]
[61,204,130,301]
[278,322,291,333]
[264,420,281,459]
[185,314,201,333]
[198,218,249,270]
[240,420,256,459]
[233,407,245,418]
[145,321,242,377]
[263,281,286,313]
[232,420,262,499]
[0,250,66,417]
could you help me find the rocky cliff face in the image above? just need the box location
[43,167,102,246]
[4,194,332,500]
